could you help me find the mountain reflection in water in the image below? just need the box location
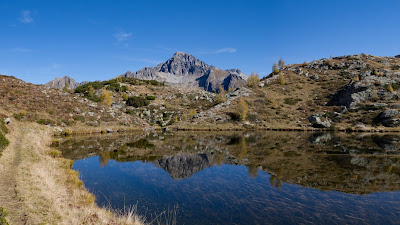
[57,131,400,224]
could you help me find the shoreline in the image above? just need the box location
[54,124,400,136]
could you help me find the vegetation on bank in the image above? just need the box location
[0,207,9,225]
[0,119,9,155]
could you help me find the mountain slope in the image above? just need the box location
[44,76,81,90]
[119,52,248,92]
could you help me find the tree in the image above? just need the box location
[236,98,248,121]
[100,87,112,106]
[215,84,226,104]
[247,73,260,88]
[273,62,280,74]
[279,73,286,85]
[88,85,95,98]
[278,57,285,69]
[63,81,70,92]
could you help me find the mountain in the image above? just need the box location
[119,52,248,92]
[44,76,82,90]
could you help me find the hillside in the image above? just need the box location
[2,53,400,132]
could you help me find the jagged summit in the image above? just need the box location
[44,76,81,90]
[119,52,248,92]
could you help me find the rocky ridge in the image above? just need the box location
[44,76,86,90]
[119,52,248,92]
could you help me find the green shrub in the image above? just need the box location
[126,96,149,108]
[284,98,301,105]
[0,207,9,225]
[37,118,55,125]
[0,120,8,134]
[72,115,85,122]
[0,133,9,151]
[146,96,156,100]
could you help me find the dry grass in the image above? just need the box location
[0,118,145,224]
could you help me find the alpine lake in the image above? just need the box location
[55,131,400,225]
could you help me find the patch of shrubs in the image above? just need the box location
[146,96,156,100]
[0,120,8,134]
[284,98,301,105]
[0,132,9,152]
[126,96,149,108]
[37,118,55,125]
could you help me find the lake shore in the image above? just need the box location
[0,120,144,225]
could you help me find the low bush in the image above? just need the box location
[284,98,301,105]
[37,118,55,125]
[126,96,149,108]
[0,132,9,151]
[146,96,156,100]
[0,120,8,134]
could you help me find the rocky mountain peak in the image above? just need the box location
[119,52,247,92]
[44,76,81,90]
[158,51,211,75]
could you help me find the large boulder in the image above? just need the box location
[374,109,400,127]
[308,114,332,128]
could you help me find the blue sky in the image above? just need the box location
[1,0,399,84]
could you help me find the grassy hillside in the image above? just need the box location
[1,53,400,131]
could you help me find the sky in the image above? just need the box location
[1,0,400,84]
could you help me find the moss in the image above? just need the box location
[0,132,9,152]
[0,207,9,225]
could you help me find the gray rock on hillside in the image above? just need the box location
[374,109,400,127]
[119,52,248,92]
[328,71,398,108]
[44,76,82,90]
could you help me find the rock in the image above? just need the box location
[106,128,114,133]
[308,114,332,128]
[4,118,10,124]
[54,127,63,132]
[310,75,319,80]
[374,109,400,127]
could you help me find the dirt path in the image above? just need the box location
[0,125,28,224]
[0,121,144,225]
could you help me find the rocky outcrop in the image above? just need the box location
[328,71,398,108]
[44,76,82,90]
[119,52,248,92]
[308,113,332,128]
[374,109,400,127]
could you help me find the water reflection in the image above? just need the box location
[57,131,400,224]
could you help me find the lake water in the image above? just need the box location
[57,131,400,224]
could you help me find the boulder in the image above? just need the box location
[106,128,114,133]
[374,109,400,127]
[308,114,332,128]
[4,118,10,124]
